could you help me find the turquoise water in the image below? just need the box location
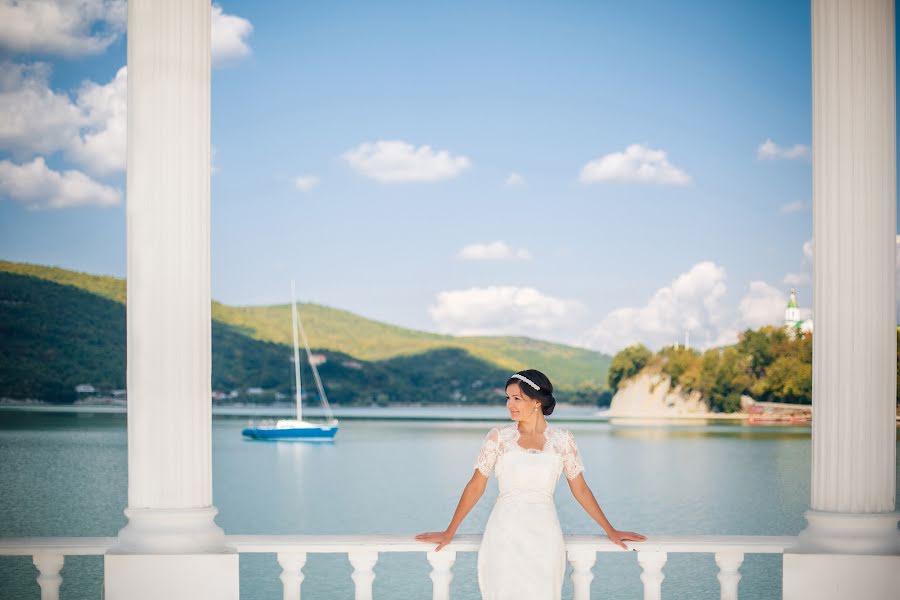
[0,411,897,599]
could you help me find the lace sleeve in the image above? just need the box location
[474,428,501,477]
[562,429,584,480]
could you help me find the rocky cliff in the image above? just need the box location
[607,370,711,416]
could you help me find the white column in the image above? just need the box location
[105,2,238,597]
[796,0,900,554]
[33,554,63,600]
[714,552,743,600]
[567,549,596,600]
[113,0,226,554]
[784,3,900,597]
[426,549,456,600]
[278,552,307,600]
[348,551,378,600]
[636,551,666,600]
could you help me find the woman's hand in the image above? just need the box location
[415,530,455,552]
[607,529,646,550]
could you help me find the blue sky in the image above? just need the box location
[0,0,894,353]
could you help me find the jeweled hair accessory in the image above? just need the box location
[511,373,540,391]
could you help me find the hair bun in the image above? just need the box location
[542,393,556,416]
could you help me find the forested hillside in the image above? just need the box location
[0,264,611,405]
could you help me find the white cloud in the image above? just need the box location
[757,138,810,160]
[735,281,786,330]
[0,61,126,174]
[294,175,320,192]
[579,144,691,186]
[0,61,85,157]
[803,238,813,263]
[0,2,251,64]
[342,140,471,183]
[779,200,806,214]
[0,0,126,57]
[429,286,584,338]
[66,65,126,175]
[581,262,727,353]
[2,50,243,176]
[457,241,531,261]
[0,2,252,165]
[211,4,253,65]
[720,282,813,344]
[504,172,525,187]
[0,156,120,209]
[582,260,820,353]
[783,272,811,286]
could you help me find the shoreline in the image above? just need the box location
[0,401,781,424]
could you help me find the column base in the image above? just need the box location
[110,506,229,554]
[789,510,900,555]
[783,553,900,600]
[105,553,239,600]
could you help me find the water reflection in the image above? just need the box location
[607,425,812,441]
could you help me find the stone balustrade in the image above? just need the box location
[0,533,796,600]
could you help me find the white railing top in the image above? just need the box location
[0,537,115,556]
[0,534,797,556]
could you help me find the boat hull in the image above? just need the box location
[241,425,339,441]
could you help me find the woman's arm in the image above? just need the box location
[567,473,646,549]
[415,470,488,551]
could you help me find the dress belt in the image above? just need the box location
[497,489,554,505]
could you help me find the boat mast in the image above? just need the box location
[293,296,336,425]
[290,280,303,422]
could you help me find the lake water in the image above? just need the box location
[1,410,898,600]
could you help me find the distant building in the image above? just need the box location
[784,289,813,333]
[341,360,362,370]
[75,384,95,394]
[246,387,264,396]
[309,353,327,366]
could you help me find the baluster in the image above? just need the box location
[33,553,64,600]
[714,551,744,600]
[426,550,456,600]
[637,551,667,600]
[277,552,307,600]
[567,549,596,600]
[348,551,378,600]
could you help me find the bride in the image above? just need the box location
[416,369,645,599]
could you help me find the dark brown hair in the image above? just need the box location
[505,369,556,416]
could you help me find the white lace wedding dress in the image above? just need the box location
[474,422,584,600]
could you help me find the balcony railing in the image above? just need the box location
[0,534,797,600]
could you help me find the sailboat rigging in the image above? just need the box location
[241,281,339,441]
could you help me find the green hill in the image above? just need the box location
[0,260,610,395]
[0,271,520,405]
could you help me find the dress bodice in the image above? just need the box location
[474,423,584,500]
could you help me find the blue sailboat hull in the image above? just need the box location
[241,425,339,441]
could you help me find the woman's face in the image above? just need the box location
[506,383,539,421]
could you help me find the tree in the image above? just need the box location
[658,345,701,388]
[753,354,812,404]
[696,347,752,412]
[607,344,652,392]
[736,326,790,379]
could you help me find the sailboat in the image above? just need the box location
[242,281,339,441]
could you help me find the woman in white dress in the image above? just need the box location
[416,369,645,599]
